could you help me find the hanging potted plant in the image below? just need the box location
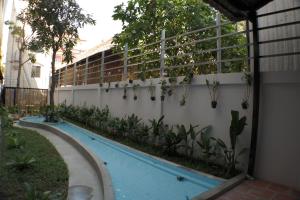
[179,69,194,106]
[241,72,252,109]
[105,82,111,93]
[132,84,140,100]
[115,82,119,88]
[149,80,156,101]
[206,79,220,108]
[160,79,168,101]
[123,84,128,99]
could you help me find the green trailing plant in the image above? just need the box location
[138,65,146,82]
[105,82,111,93]
[206,79,220,109]
[160,79,169,101]
[214,110,247,177]
[179,69,194,106]
[123,84,128,99]
[167,70,178,96]
[6,154,36,171]
[241,72,252,109]
[148,80,156,101]
[132,84,140,100]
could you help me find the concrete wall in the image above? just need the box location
[55,72,253,170]
[255,71,300,190]
[252,0,300,190]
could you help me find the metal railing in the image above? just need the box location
[55,6,300,87]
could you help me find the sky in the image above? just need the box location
[2,0,128,62]
[76,0,128,50]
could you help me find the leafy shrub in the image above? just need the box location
[6,154,36,171]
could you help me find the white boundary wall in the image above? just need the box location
[54,72,253,170]
[255,71,300,190]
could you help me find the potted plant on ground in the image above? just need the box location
[132,84,140,100]
[206,79,220,108]
[241,72,252,109]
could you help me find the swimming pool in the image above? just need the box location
[23,116,223,200]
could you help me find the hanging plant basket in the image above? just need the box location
[211,100,217,109]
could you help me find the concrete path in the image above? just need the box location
[17,124,103,200]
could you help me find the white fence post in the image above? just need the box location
[160,29,166,78]
[216,12,222,73]
[123,43,128,80]
[64,65,67,86]
[100,51,105,84]
[84,57,89,84]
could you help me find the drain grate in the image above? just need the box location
[68,185,93,200]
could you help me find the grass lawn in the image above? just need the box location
[0,126,69,199]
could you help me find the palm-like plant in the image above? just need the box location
[149,115,165,145]
[6,154,36,171]
[7,136,25,150]
[215,111,247,177]
[24,182,51,200]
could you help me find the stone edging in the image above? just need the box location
[19,119,115,200]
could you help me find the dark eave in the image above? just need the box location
[204,0,274,21]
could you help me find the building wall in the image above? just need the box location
[253,0,300,190]
[4,2,50,89]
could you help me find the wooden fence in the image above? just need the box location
[3,87,48,112]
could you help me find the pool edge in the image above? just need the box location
[19,119,115,200]
[192,173,245,200]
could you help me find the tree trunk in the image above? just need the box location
[15,50,23,106]
[49,49,57,109]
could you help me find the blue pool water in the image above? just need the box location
[23,116,223,200]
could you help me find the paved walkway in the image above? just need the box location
[17,125,103,200]
[216,179,300,200]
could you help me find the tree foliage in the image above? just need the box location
[24,0,95,111]
[112,0,247,78]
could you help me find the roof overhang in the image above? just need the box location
[204,0,274,21]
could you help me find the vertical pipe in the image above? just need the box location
[216,12,222,73]
[73,63,77,86]
[248,12,260,176]
[84,57,89,85]
[123,43,128,81]
[160,29,166,78]
[100,51,105,84]
[64,65,67,86]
